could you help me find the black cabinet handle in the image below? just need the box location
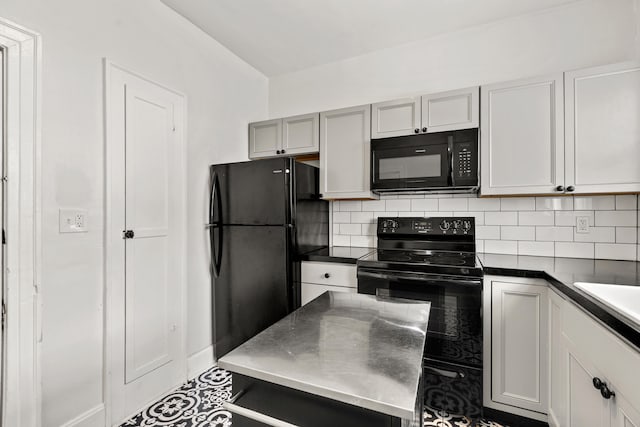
[593,377,603,390]
[123,230,135,239]
[414,128,419,134]
[566,185,575,192]
[276,150,281,154]
[324,273,330,279]
[556,185,565,192]
[281,149,286,154]
[600,383,615,400]
[422,127,427,133]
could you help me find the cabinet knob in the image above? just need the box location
[555,185,565,192]
[422,127,427,133]
[414,128,419,134]
[123,230,135,239]
[281,149,286,154]
[324,273,330,279]
[600,383,615,400]
[566,185,575,192]
[593,377,603,390]
[276,150,281,154]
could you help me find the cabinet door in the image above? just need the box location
[548,290,566,427]
[422,86,479,133]
[480,74,564,195]
[300,283,354,306]
[371,97,421,139]
[249,119,282,159]
[491,281,548,413]
[565,61,640,194]
[282,113,319,156]
[565,340,611,427]
[320,104,376,200]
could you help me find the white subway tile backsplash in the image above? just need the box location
[536,226,574,242]
[574,196,615,210]
[518,211,554,226]
[439,198,468,211]
[339,200,362,211]
[536,197,574,211]
[361,200,386,211]
[485,240,518,255]
[468,198,500,211]
[350,211,374,223]
[595,243,637,261]
[339,223,361,235]
[476,226,501,240]
[615,195,637,210]
[555,211,594,226]
[555,242,594,258]
[518,241,554,257]
[501,197,535,211]
[485,211,518,225]
[333,212,351,223]
[411,199,438,211]
[501,226,535,241]
[573,227,615,243]
[385,199,411,211]
[330,194,638,260]
[594,210,637,227]
[615,227,637,244]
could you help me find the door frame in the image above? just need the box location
[104,59,188,426]
[0,17,42,427]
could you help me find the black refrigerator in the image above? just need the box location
[208,158,329,359]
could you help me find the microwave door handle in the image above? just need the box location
[448,138,455,187]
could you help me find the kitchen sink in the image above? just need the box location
[574,282,640,327]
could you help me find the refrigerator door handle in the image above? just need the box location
[209,170,223,278]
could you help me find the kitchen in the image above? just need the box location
[0,0,639,427]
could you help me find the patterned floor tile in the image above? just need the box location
[120,367,509,427]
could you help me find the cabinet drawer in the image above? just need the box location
[301,261,357,287]
[301,283,356,306]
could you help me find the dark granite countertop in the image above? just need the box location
[300,246,376,264]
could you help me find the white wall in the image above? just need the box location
[1,0,268,426]
[269,0,640,117]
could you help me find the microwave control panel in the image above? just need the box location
[452,133,478,187]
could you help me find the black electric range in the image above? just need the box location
[357,217,484,421]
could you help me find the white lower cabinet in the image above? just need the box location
[550,289,640,427]
[300,261,357,305]
[484,276,549,421]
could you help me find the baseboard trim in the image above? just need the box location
[187,345,214,379]
[60,404,105,427]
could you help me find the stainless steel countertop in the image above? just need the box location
[218,292,430,420]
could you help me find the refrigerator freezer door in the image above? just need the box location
[211,158,291,226]
[214,225,291,359]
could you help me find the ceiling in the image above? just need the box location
[161,0,581,76]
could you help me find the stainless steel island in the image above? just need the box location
[218,291,430,427]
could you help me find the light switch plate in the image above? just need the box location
[576,216,590,234]
[59,208,88,233]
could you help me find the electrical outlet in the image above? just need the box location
[59,209,88,233]
[576,216,590,234]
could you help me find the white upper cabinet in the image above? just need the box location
[371,97,421,139]
[565,61,640,194]
[249,113,320,159]
[282,113,320,156]
[422,86,479,133]
[371,87,479,139]
[320,104,377,200]
[249,119,282,158]
[480,74,564,196]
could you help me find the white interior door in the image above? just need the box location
[106,63,186,425]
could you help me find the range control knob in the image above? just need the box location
[382,220,398,229]
[462,220,472,232]
[452,220,462,230]
[439,220,451,231]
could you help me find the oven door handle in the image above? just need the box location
[357,269,482,287]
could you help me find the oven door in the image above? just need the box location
[357,268,482,369]
[371,134,450,191]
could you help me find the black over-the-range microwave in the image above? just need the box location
[370,128,479,193]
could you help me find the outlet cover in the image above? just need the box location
[59,209,88,233]
[576,216,590,234]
